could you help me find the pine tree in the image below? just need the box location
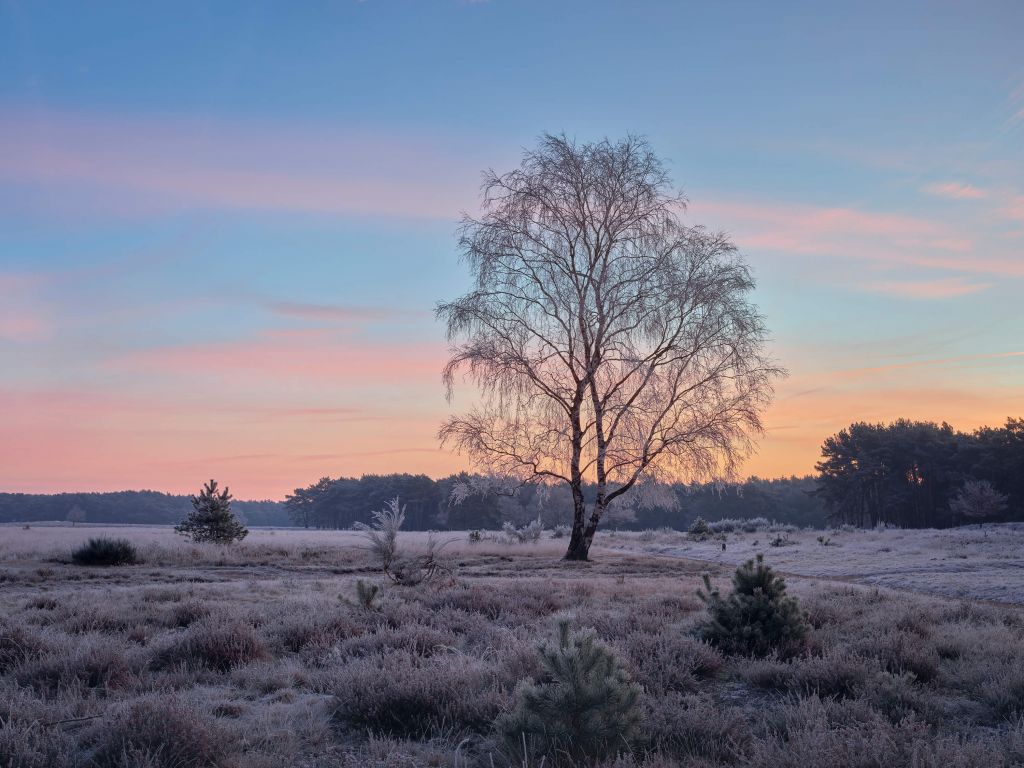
[697,554,807,657]
[175,479,248,544]
[498,620,642,766]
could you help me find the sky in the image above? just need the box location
[1,1,1023,499]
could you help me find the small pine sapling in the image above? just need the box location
[688,516,712,540]
[175,479,248,544]
[498,620,642,766]
[697,554,807,657]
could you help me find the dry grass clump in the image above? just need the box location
[154,616,269,672]
[0,715,79,768]
[17,634,145,694]
[330,650,508,739]
[87,695,232,768]
[0,620,51,672]
[619,632,722,696]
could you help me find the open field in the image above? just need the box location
[607,524,1024,605]
[2,524,1024,767]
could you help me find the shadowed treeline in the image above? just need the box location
[817,417,1024,528]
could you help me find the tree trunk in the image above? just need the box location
[564,499,603,561]
[564,485,590,561]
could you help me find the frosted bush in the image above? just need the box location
[502,516,544,544]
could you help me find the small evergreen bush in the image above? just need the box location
[175,479,247,544]
[697,554,807,657]
[688,516,712,539]
[497,620,643,766]
[71,537,139,566]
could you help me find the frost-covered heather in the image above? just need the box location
[609,522,1024,604]
[2,524,1024,766]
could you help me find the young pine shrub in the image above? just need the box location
[175,479,248,544]
[688,517,712,539]
[696,555,807,657]
[497,620,643,767]
[71,537,140,566]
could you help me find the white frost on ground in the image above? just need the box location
[608,523,1024,604]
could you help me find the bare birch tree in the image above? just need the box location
[438,134,782,560]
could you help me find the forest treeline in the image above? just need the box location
[3,418,1019,530]
[0,491,284,527]
[816,417,1024,528]
[0,476,824,530]
[282,473,825,531]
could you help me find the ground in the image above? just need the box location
[1,524,1022,767]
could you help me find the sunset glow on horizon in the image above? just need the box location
[2,2,1023,499]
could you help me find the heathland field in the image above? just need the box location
[2,524,1023,767]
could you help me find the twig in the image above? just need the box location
[41,714,101,727]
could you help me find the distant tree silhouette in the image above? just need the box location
[175,479,248,543]
[66,504,86,527]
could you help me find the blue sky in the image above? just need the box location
[1,1,1022,497]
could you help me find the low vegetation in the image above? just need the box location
[70,537,140,567]
[697,555,808,657]
[174,479,248,545]
[1,528,1023,766]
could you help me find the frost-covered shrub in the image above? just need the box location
[950,479,1009,521]
[619,632,722,696]
[89,696,231,768]
[707,517,770,534]
[502,516,544,544]
[354,497,404,573]
[71,537,139,566]
[331,651,505,738]
[497,621,642,766]
[550,524,571,539]
[355,579,380,610]
[155,617,268,672]
[697,555,807,657]
[17,636,144,694]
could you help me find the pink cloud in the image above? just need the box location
[0,272,53,342]
[108,332,449,384]
[922,181,987,200]
[0,110,482,220]
[268,301,427,324]
[1000,195,1024,222]
[862,276,990,300]
[690,197,1024,278]
[0,385,457,497]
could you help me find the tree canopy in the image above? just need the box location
[439,134,781,559]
